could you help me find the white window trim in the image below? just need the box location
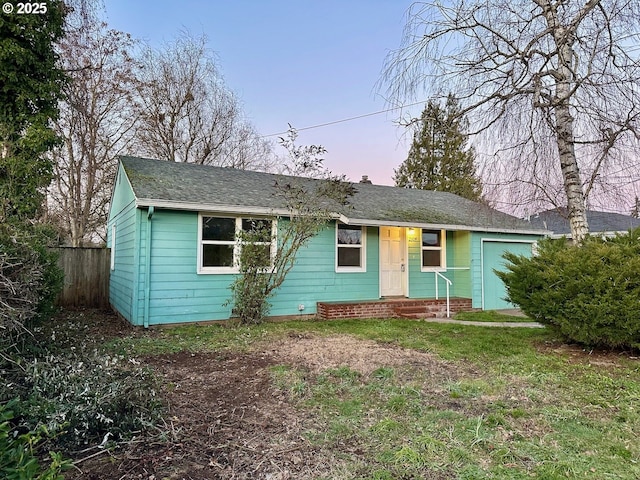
[335,224,367,273]
[420,229,447,272]
[197,213,277,274]
[110,224,116,271]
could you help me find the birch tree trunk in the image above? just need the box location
[538,0,591,242]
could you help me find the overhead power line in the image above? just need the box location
[262,100,427,138]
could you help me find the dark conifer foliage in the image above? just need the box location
[394,95,483,202]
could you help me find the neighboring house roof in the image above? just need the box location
[529,208,640,236]
[120,155,546,234]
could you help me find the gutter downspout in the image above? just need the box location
[143,206,154,328]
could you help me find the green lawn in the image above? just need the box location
[109,315,640,479]
[453,310,534,323]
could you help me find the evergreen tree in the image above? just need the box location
[0,1,66,221]
[394,95,483,202]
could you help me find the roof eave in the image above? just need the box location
[134,200,548,235]
[135,198,292,217]
[339,216,548,235]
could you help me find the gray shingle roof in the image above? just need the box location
[120,156,545,234]
[529,208,640,236]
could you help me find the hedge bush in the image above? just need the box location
[498,230,640,350]
[0,222,63,336]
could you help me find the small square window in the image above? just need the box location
[422,249,441,267]
[422,231,441,247]
[242,219,273,242]
[421,229,444,270]
[336,224,365,271]
[338,224,362,245]
[338,247,362,267]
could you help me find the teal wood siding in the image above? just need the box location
[269,225,380,316]
[107,165,139,324]
[407,229,472,299]
[448,231,472,298]
[142,216,380,325]
[407,229,431,297]
[145,210,233,324]
[470,232,540,309]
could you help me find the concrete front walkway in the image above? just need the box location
[419,317,545,328]
[423,309,544,328]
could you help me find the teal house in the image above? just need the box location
[107,156,546,327]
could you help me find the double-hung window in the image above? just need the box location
[201,216,236,271]
[336,223,366,272]
[198,215,274,273]
[421,229,445,270]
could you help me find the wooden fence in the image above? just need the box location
[53,247,111,309]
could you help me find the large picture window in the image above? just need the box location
[198,215,274,273]
[421,229,445,270]
[336,224,366,271]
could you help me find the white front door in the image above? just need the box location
[380,226,406,296]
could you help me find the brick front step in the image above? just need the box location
[397,312,438,319]
[317,298,473,320]
[394,306,429,314]
[394,305,441,319]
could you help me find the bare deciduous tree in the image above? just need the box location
[49,20,139,245]
[382,0,640,243]
[133,33,273,170]
[228,128,355,324]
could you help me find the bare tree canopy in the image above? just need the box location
[48,21,275,245]
[133,33,273,170]
[49,19,139,246]
[382,0,640,243]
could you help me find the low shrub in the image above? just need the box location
[0,221,63,336]
[498,230,640,350]
[0,400,69,480]
[1,224,163,462]
[3,351,163,448]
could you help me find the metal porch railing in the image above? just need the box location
[434,271,453,317]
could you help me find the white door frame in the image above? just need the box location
[379,226,408,297]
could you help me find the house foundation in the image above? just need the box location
[316,298,473,320]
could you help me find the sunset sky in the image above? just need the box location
[105,0,420,185]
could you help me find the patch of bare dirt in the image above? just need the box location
[66,320,470,479]
[264,332,453,376]
[537,341,640,369]
[69,349,332,480]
